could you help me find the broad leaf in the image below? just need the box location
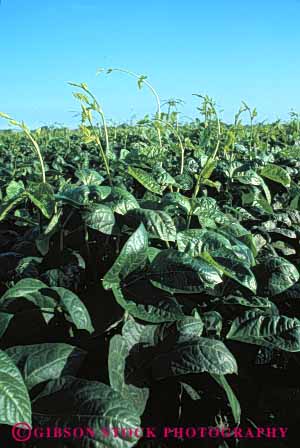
[125,208,176,242]
[27,182,55,218]
[227,310,300,352]
[104,187,139,215]
[128,166,165,195]
[259,256,299,296]
[6,343,86,390]
[0,349,32,426]
[112,287,185,323]
[103,224,148,289]
[202,252,257,293]
[150,249,222,293]
[83,204,115,235]
[260,164,291,188]
[1,278,48,300]
[152,337,238,378]
[50,287,94,333]
[108,335,149,416]
[32,376,140,448]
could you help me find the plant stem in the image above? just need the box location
[103,68,163,149]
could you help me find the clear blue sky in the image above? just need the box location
[0,0,300,129]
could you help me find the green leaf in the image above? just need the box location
[128,166,165,195]
[202,179,221,191]
[223,295,271,308]
[108,335,149,416]
[125,208,176,242]
[192,197,225,228]
[32,376,140,448]
[1,278,48,300]
[27,182,55,219]
[175,316,204,340]
[6,343,86,390]
[210,374,241,425]
[0,193,26,221]
[149,249,222,294]
[174,173,194,190]
[6,180,25,198]
[234,169,271,204]
[0,349,32,426]
[152,337,238,379]
[162,192,192,214]
[180,382,203,400]
[112,287,185,323]
[200,159,217,179]
[227,310,300,352]
[202,252,257,293]
[104,187,139,215]
[56,185,92,207]
[177,229,232,257]
[103,224,148,289]
[203,311,222,336]
[0,312,14,338]
[50,288,94,333]
[83,204,115,235]
[201,251,257,293]
[75,168,104,185]
[260,164,291,188]
[0,291,57,316]
[260,256,299,296]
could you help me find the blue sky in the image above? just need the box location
[0,0,300,129]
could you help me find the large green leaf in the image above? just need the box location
[1,278,48,300]
[149,249,222,294]
[223,295,271,308]
[83,204,115,235]
[177,229,232,257]
[227,310,300,351]
[56,185,93,207]
[32,376,140,448]
[234,169,271,204]
[202,252,257,293]
[128,166,165,195]
[75,168,104,185]
[104,187,139,215]
[152,337,238,379]
[260,164,291,188]
[103,224,148,290]
[0,349,32,426]
[259,256,299,296]
[50,287,94,333]
[125,208,176,242]
[112,287,185,323]
[27,182,55,218]
[161,192,192,214]
[0,289,57,316]
[108,335,149,416]
[6,180,25,198]
[0,192,26,221]
[200,159,217,180]
[6,343,86,390]
[218,224,256,264]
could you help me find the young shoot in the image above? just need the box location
[97,68,163,149]
[69,82,112,185]
[0,112,46,183]
[241,101,257,157]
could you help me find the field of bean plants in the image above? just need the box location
[0,71,300,448]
